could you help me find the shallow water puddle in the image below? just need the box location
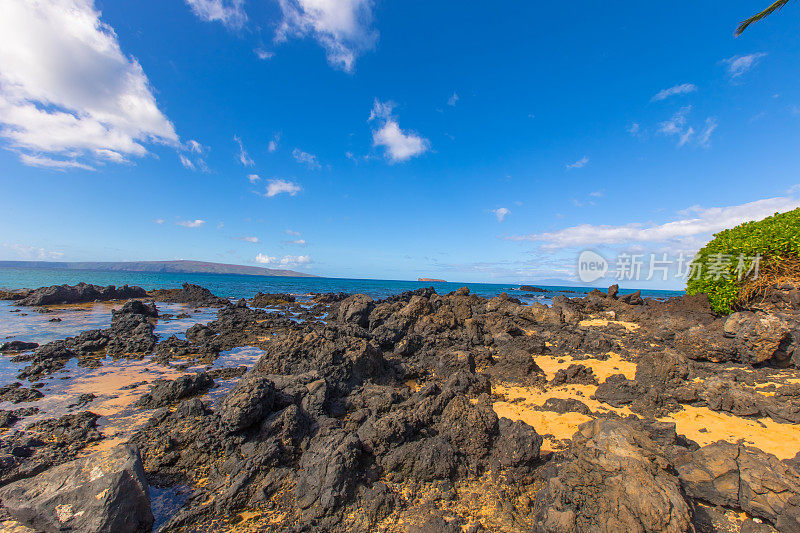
[0,300,218,345]
[2,346,267,447]
[150,484,192,530]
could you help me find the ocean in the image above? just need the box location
[0,267,684,302]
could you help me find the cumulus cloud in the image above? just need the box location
[566,156,589,170]
[185,0,246,28]
[248,173,260,183]
[724,53,767,78]
[368,100,429,163]
[627,123,641,136]
[2,243,64,260]
[286,229,301,236]
[447,92,459,106]
[292,148,321,169]
[234,135,254,166]
[0,0,179,170]
[492,207,510,222]
[286,239,307,245]
[505,196,800,250]
[275,0,377,72]
[234,236,259,243]
[177,219,206,228]
[264,179,301,197]
[255,253,311,267]
[651,83,697,102]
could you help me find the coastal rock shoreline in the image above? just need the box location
[1,281,799,532]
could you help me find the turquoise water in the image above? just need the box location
[0,267,683,301]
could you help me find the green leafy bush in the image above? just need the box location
[686,208,800,314]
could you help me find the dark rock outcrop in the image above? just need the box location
[17,283,147,307]
[148,283,228,307]
[0,443,153,533]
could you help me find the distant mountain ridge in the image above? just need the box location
[0,260,318,278]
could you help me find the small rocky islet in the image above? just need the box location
[0,282,799,532]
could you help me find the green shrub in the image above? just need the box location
[686,208,800,314]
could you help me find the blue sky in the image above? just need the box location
[1,0,799,288]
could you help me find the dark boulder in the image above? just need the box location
[147,283,228,307]
[17,283,147,306]
[251,292,296,307]
[0,443,153,533]
[534,418,692,532]
[218,375,276,432]
[0,341,38,353]
[676,442,800,531]
[134,373,213,409]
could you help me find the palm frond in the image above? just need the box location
[736,0,792,35]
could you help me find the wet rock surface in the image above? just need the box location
[2,281,800,531]
[15,282,148,307]
[148,283,229,307]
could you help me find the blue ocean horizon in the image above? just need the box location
[0,267,684,303]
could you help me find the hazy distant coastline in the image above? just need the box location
[0,260,317,278]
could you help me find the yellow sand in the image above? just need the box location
[661,405,800,460]
[579,318,640,332]
[493,400,590,452]
[493,352,800,459]
[534,352,637,381]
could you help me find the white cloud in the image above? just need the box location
[697,118,718,148]
[286,229,301,236]
[658,107,716,148]
[234,134,254,166]
[184,0,245,28]
[369,100,429,163]
[492,207,510,222]
[658,106,690,136]
[177,219,206,228]
[255,253,311,267]
[268,133,280,152]
[627,123,641,136]
[179,154,196,170]
[788,184,800,194]
[154,218,164,224]
[179,139,208,171]
[187,140,203,153]
[248,173,260,183]
[264,179,301,197]
[589,189,605,198]
[275,0,377,72]
[651,83,697,102]
[566,156,589,170]
[287,239,307,245]
[255,48,274,60]
[18,154,94,170]
[447,92,459,106]
[234,236,259,243]
[0,0,178,170]
[506,195,800,250]
[2,243,64,260]
[678,126,694,147]
[724,53,767,78]
[292,148,321,169]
